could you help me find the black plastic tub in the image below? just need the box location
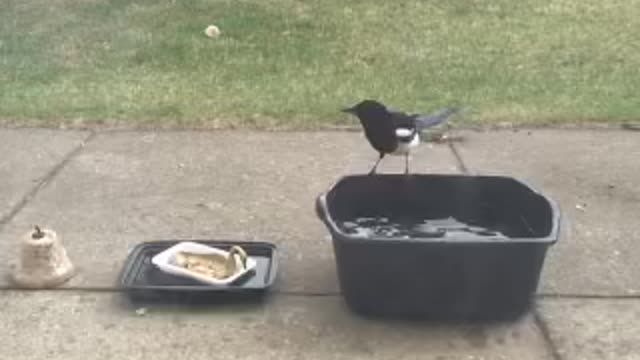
[119,240,278,304]
[316,174,560,321]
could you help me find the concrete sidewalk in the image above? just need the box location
[0,128,638,360]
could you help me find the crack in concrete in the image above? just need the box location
[447,141,470,174]
[538,293,640,300]
[2,285,640,301]
[0,131,97,231]
[532,306,564,360]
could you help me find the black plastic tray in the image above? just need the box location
[118,240,278,304]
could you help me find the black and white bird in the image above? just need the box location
[342,100,459,175]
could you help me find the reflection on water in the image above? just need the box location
[339,216,508,240]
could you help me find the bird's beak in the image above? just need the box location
[341,107,355,114]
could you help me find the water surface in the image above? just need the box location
[339,216,508,240]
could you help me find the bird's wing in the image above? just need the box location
[414,107,460,131]
[395,128,414,139]
[390,111,418,141]
[389,110,416,129]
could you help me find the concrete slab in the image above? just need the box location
[453,130,640,296]
[0,131,460,291]
[540,299,640,360]
[0,129,89,221]
[0,291,552,360]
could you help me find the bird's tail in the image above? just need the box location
[414,107,460,131]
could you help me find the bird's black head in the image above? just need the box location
[341,100,387,120]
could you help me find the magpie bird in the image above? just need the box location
[342,100,459,175]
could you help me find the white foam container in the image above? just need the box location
[151,241,257,285]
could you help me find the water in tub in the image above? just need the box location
[339,216,509,240]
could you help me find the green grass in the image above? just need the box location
[1,0,639,129]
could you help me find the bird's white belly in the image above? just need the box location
[391,133,420,156]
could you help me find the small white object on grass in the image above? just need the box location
[204,25,221,38]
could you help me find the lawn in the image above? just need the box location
[1,0,639,129]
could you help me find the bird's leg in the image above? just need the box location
[368,153,384,175]
[404,153,410,175]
